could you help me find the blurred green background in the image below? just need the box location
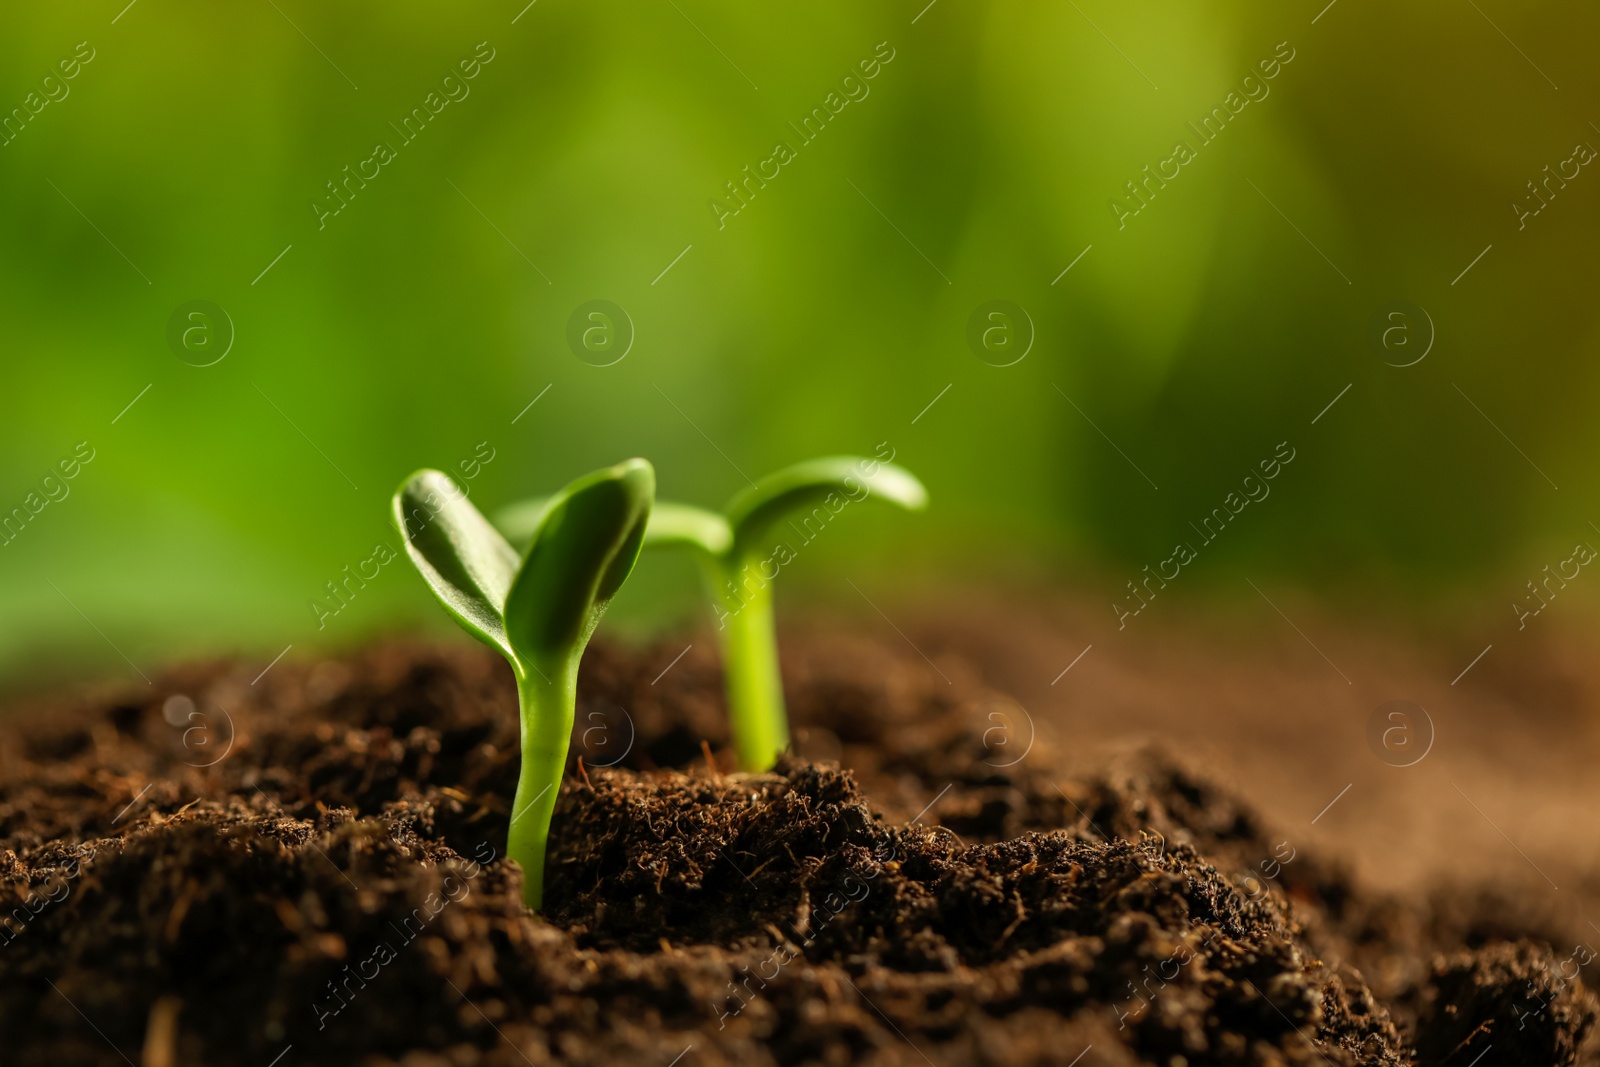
[2,0,1596,684]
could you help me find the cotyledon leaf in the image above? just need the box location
[392,469,519,659]
[723,455,928,557]
[502,458,655,661]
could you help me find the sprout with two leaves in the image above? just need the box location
[498,454,927,773]
[392,459,654,911]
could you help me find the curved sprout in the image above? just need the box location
[496,454,927,772]
[493,454,925,771]
[394,459,655,910]
[701,456,927,769]
[724,455,928,558]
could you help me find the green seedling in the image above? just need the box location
[496,455,926,772]
[392,459,654,910]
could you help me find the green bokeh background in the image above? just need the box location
[2,0,1595,684]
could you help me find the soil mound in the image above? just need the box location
[0,639,1592,1065]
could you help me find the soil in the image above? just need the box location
[0,635,1595,1066]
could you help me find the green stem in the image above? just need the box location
[711,557,788,771]
[506,660,576,911]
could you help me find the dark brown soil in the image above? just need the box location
[0,636,1594,1066]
